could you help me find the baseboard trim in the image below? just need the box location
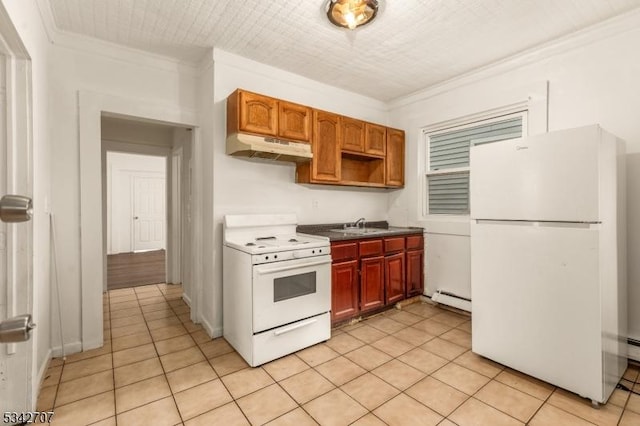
[182,293,192,307]
[199,316,214,337]
[51,341,82,359]
[199,316,223,339]
[32,348,53,407]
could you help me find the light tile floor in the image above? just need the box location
[37,283,640,425]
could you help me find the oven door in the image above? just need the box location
[252,255,331,333]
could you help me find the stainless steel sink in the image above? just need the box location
[329,227,388,235]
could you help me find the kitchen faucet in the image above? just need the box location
[353,217,366,228]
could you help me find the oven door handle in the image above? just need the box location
[274,318,318,336]
[255,258,331,275]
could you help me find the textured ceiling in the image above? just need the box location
[47,0,640,101]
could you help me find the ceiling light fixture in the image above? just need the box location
[326,0,380,30]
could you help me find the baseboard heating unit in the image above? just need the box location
[430,290,471,312]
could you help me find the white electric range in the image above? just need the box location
[223,214,331,367]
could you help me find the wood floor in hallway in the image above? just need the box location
[107,249,166,290]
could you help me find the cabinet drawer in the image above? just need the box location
[406,235,424,250]
[331,242,358,262]
[359,239,383,257]
[384,237,405,253]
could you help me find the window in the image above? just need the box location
[425,113,525,215]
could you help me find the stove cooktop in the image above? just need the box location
[225,233,329,254]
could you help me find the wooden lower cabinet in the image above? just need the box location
[406,249,424,297]
[331,260,359,323]
[330,234,423,325]
[385,252,405,304]
[360,256,384,313]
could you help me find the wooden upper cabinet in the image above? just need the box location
[386,128,405,187]
[278,101,311,143]
[229,88,405,189]
[341,117,365,153]
[234,90,278,136]
[311,110,341,182]
[365,123,387,156]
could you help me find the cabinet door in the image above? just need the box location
[360,256,384,313]
[385,252,405,305]
[365,123,386,156]
[312,110,341,182]
[406,250,424,298]
[279,101,311,142]
[332,260,359,323]
[238,91,278,136]
[386,128,405,187]
[341,117,365,153]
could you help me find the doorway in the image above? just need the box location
[106,152,167,290]
[79,91,199,352]
[100,114,193,305]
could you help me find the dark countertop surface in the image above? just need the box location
[297,221,424,242]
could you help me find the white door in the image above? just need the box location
[0,47,35,415]
[133,175,166,252]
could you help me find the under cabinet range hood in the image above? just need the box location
[226,133,313,163]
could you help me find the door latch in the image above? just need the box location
[0,195,33,223]
[0,314,36,343]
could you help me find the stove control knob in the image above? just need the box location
[265,256,269,260]
[312,250,315,254]
[274,255,278,259]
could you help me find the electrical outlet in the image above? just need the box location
[312,199,319,209]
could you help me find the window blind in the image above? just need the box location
[428,116,523,215]
[429,118,522,170]
[428,172,470,214]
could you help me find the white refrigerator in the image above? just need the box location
[469,124,627,405]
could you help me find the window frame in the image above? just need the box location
[423,110,528,218]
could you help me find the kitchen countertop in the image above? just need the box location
[297,221,424,242]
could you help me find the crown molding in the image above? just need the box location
[0,2,30,58]
[388,7,640,110]
[35,0,201,76]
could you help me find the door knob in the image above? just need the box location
[134,216,139,220]
[0,314,36,343]
[0,195,33,223]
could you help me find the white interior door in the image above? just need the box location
[133,175,166,252]
[0,45,35,414]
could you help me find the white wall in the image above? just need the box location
[170,128,192,293]
[207,49,393,335]
[2,0,52,405]
[46,32,198,352]
[388,10,640,349]
[106,152,166,254]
